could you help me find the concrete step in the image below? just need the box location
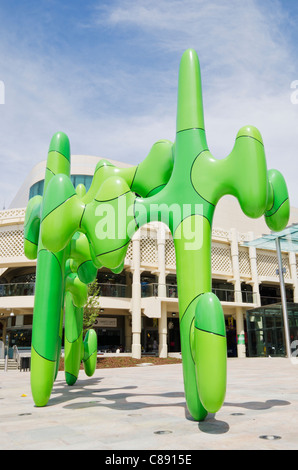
[0,359,19,370]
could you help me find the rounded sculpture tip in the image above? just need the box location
[48,131,71,161]
[236,125,263,145]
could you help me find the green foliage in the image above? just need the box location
[83,278,100,334]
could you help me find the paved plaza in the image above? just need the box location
[1,357,298,450]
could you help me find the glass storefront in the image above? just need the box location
[29,175,93,199]
[142,317,159,354]
[94,315,125,353]
[168,317,181,352]
[246,303,298,357]
[9,328,32,348]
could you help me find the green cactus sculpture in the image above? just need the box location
[24,49,289,420]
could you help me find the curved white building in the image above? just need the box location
[1,154,298,363]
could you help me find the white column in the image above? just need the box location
[248,231,261,306]
[157,225,167,297]
[158,302,168,358]
[236,307,246,358]
[230,228,242,303]
[124,315,132,352]
[131,233,142,359]
[276,238,291,358]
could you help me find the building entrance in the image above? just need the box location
[168,317,181,352]
[97,328,122,353]
[143,328,158,354]
[246,303,298,357]
[225,317,237,357]
[0,321,3,343]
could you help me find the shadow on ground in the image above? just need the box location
[43,375,291,438]
[46,376,186,414]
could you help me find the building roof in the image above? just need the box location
[9,155,131,209]
[9,154,298,238]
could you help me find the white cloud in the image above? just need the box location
[95,0,298,207]
[0,0,298,214]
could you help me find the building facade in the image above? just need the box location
[1,155,298,359]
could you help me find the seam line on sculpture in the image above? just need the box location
[194,326,225,337]
[236,134,264,146]
[65,371,77,380]
[180,293,203,323]
[41,194,76,222]
[145,184,166,198]
[176,127,205,134]
[38,248,63,278]
[173,213,211,240]
[94,162,114,175]
[130,165,139,191]
[32,345,56,363]
[265,198,288,217]
[23,214,38,230]
[83,350,95,362]
[189,318,196,365]
[133,199,140,229]
[266,189,275,213]
[79,206,86,229]
[153,140,171,145]
[46,166,56,177]
[95,190,130,203]
[190,150,216,209]
[65,334,81,345]
[95,239,130,258]
[77,259,89,272]
[24,237,38,246]
[48,149,70,163]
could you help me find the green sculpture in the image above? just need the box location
[24,49,289,420]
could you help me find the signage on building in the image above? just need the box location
[94,317,117,328]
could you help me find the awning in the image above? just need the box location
[244,224,298,358]
[243,223,298,252]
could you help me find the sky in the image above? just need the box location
[1,0,298,211]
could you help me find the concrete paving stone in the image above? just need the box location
[1,357,298,450]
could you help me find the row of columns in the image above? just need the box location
[230,229,246,358]
[230,229,266,358]
[130,226,298,359]
[231,229,298,358]
[130,227,258,359]
[247,231,298,303]
[130,228,168,359]
[131,233,142,358]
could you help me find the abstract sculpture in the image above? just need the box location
[24,49,289,420]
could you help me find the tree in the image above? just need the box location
[83,278,100,334]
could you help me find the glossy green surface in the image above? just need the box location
[24,49,289,418]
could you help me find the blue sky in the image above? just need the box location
[1,0,298,210]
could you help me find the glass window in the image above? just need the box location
[23,315,33,326]
[264,316,275,329]
[8,329,32,348]
[246,304,298,357]
[71,175,92,192]
[29,180,44,199]
[29,175,93,200]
